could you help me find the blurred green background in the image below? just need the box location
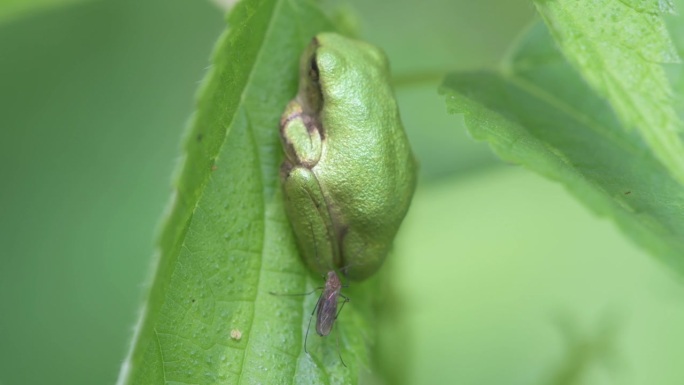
[1,0,683,384]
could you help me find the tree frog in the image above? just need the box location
[280,33,417,281]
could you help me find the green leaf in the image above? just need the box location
[439,23,684,276]
[117,0,379,383]
[533,0,684,187]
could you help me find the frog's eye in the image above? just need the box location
[308,55,320,83]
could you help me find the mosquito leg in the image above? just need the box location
[269,288,323,296]
[334,320,347,367]
[305,291,324,354]
[335,294,350,319]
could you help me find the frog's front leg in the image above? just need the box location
[280,102,340,275]
[280,101,321,168]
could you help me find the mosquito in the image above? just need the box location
[270,270,350,366]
